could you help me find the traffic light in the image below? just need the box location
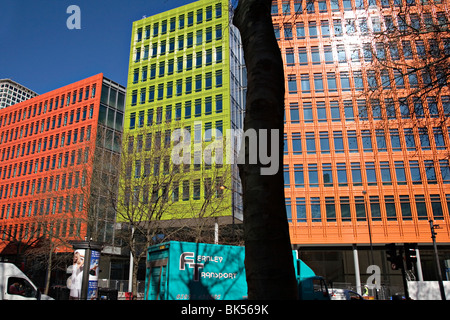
[404,243,417,270]
[386,243,402,270]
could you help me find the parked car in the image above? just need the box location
[330,288,364,300]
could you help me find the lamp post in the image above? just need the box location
[362,190,378,299]
[429,220,446,300]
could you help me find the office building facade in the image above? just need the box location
[0,74,125,257]
[123,0,245,237]
[0,79,38,109]
[273,0,450,292]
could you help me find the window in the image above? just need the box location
[326,197,336,221]
[301,74,310,93]
[366,162,377,186]
[319,132,330,154]
[294,164,304,187]
[322,163,333,187]
[355,196,366,221]
[424,160,437,184]
[286,48,295,66]
[370,196,381,221]
[308,164,319,187]
[409,160,422,184]
[311,197,321,222]
[308,21,317,38]
[306,132,315,154]
[288,75,297,94]
[290,103,299,123]
[380,162,392,185]
[340,197,351,221]
[351,163,362,186]
[292,132,301,154]
[296,197,306,222]
[430,194,444,220]
[347,130,358,153]
[337,163,347,186]
[440,160,450,184]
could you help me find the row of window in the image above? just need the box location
[284,126,450,155]
[124,176,225,206]
[131,71,223,106]
[283,158,450,189]
[129,95,224,129]
[286,193,450,223]
[274,10,448,40]
[0,167,88,201]
[0,125,92,164]
[132,47,223,84]
[135,3,223,42]
[0,218,83,241]
[0,105,95,146]
[134,26,223,61]
[127,120,224,153]
[286,65,449,95]
[287,96,450,123]
[272,0,427,16]
[0,84,96,129]
[284,38,450,68]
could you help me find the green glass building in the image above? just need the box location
[122,0,245,228]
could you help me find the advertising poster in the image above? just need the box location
[87,250,100,300]
[68,249,85,300]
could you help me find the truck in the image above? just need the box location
[144,241,329,300]
[0,262,53,300]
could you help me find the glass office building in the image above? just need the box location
[0,79,37,109]
[0,74,125,256]
[273,0,450,293]
[122,0,245,236]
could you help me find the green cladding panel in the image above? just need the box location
[121,0,243,221]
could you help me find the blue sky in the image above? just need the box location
[0,0,195,94]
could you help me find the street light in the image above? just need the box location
[362,190,378,299]
[429,220,446,300]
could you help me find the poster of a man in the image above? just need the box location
[67,249,85,300]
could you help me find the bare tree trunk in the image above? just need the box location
[233,0,298,300]
[44,238,53,295]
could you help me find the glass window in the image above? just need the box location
[400,195,412,220]
[296,197,306,222]
[292,132,302,154]
[409,160,422,184]
[290,103,300,123]
[440,160,450,184]
[340,197,351,221]
[431,194,444,220]
[355,196,366,221]
[311,197,321,222]
[308,164,319,187]
[385,195,397,221]
[351,163,362,186]
[322,163,333,187]
[294,164,304,187]
[415,195,427,220]
[306,132,316,153]
[337,163,347,186]
[424,160,437,184]
[326,197,336,221]
[370,196,381,221]
[347,130,358,153]
[319,132,330,154]
[333,131,344,153]
[395,161,407,185]
[366,162,377,186]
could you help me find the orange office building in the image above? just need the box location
[273,0,450,295]
[0,74,125,259]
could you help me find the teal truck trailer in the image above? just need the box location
[144,241,329,300]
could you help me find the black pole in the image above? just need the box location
[429,220,446,300]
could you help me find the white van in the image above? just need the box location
[0,262,53,300]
